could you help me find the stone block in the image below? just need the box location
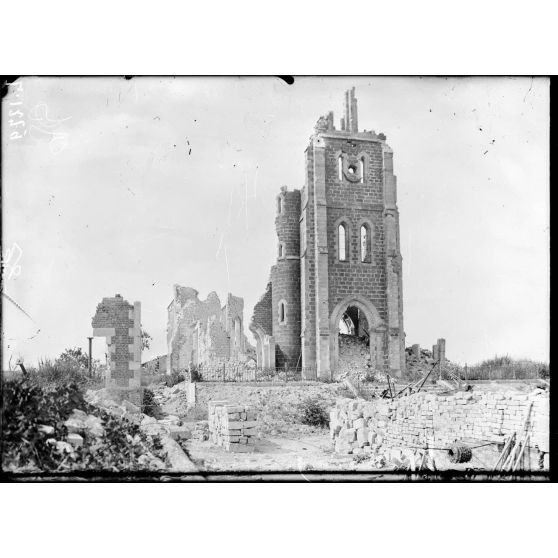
[67,433,84,448]
[353,418,365,430]
[227,420,258,429]
[225,406,245,414]
[344,428,356,442]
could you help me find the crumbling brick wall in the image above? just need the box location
[250,281,276,369]
[252,281,273,336]
[330,388,549,469]
[208,401,258,452]
[92,294,141,390]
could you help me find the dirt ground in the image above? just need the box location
[178,424,499,474]
[182,429,379,473]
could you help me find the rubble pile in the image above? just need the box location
[404,345,461,380]
[404,347,437,378]
[336,334,387,383]
[208,401,259,453]
[192,421,209,441]
[330,399,387,456]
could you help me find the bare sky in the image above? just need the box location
[2,76,549,368]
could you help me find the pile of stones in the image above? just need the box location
[192,421,209,441]
[330,398,387,456]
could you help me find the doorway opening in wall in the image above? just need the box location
[337,305,371,378]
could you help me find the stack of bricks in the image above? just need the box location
[330,388,549,469]
[208,400,258,453]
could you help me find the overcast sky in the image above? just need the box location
[2,76,549,368]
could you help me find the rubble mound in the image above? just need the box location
[337,334,371,374]
[405,347,437,379]
[404,346,462,381]
[335,334,387,384]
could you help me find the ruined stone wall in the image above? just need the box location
[252,281,273,336]
[330,388,549,469]
[167,285,250,374]
[224,294,245,360]
[92,294,141,390]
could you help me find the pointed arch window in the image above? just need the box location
[338,155,343,181]
[338,223,348,262]
[359,157,365,183]
[360,223,372,263]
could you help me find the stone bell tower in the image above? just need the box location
[299,87,406,379]
[251,88,405,379]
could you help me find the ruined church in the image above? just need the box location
[166,285,251,374]
[250,88,405,380]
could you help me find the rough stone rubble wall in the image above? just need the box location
[250,281,276,369]
[92,294,141,390]
[208,401,258,452]
[330,389,549,468]
[167,285,251,374]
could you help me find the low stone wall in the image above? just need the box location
[208,401,258,453]
[330,388,549,469]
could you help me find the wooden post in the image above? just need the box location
[87,336,93,378]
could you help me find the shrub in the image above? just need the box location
[56,347,89,370]
[165,371,185,388]
[22,351,103,391]
[2,376,167,473]
[142,388,164,419]
[297,397,329,428]
[189,366,202,382]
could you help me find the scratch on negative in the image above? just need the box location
[2,292,41,338]
[523,77,534,102]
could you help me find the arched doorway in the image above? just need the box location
[329,295,385,376]
[337,305,370,374]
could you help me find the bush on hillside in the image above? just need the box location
[142,388,164,419]
[297,397,329,428]
[165,371,185,388]
[1,377,166,473]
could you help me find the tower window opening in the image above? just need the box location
[338,223,348,261]
[360,223,372,263]
[277,197,282,214]
[278,243,284,258]
[338,155,343,180]
[278,301,287,324]
[359,157,364,182]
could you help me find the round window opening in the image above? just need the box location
[348,165,356,174]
